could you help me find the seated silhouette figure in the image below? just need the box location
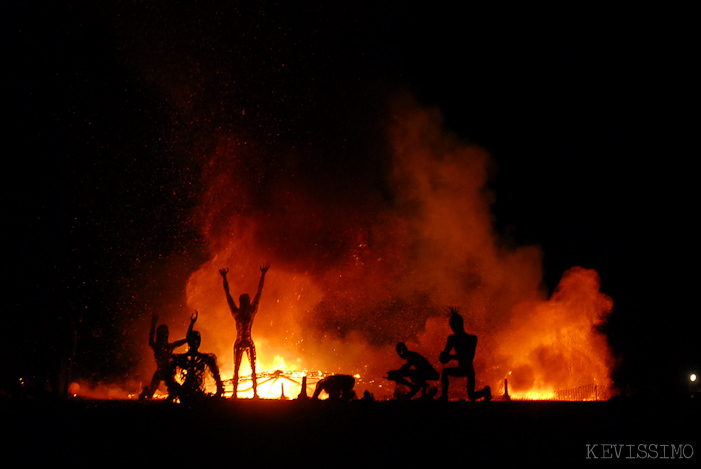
[139,312,195,400]
[312,374,356,401]
[168,312,224,403]
[386,342,439,399]
[439,307,491,402]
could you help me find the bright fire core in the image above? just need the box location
[129,100,615,402]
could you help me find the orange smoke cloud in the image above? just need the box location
[178,95,614,400]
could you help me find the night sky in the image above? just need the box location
[4,2,698,397]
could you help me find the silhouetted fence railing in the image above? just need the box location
[498,380,604,401]
[554,384,599,401]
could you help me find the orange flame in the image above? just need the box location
[149,96,614,401]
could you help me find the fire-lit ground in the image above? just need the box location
[4,397,699,465]
[69,369,604,402]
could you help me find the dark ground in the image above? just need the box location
[3,397,699,466]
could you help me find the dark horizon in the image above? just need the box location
[4,2,698,399]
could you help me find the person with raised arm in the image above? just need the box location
[139,311,197,400]
[219,264,269,399]
[168,311,225,403]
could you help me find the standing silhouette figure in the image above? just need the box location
[439,307,491,402]
[220,264,269,399]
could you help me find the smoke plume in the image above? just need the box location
[180,94,613,399]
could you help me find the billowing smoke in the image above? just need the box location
[181,94,614,399]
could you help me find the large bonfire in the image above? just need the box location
[159,99,614,401]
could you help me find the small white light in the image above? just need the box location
[690,373,697,383]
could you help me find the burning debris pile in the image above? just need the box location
[63,98,613,403]
[139,98,613,402]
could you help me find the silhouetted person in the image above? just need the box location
[139,312,196,400]
[439,308,491,402]
[386,342,439,399]
[169,316,224,403]
[312,374,356,401]
[220,264,269,399]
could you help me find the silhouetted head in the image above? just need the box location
[239,293,251,308]
[187,330,201,351]
[396,342,408,357]
[156,324,169,344]
[449,311,464,333]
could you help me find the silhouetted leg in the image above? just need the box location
[140,369,163,399]
[166,381,181,402]
[441,369,449,399]
[469,385,491,401]
[163,367,180,399]
[387,370,416,396]
[414,379,428,398]
[248,345,258,398]
[441,368,455,400]
[233,346,244,398]
[405,379,421,399]
[422,370,439,398]
[466,365,491,401]
[442,367,467,400]
[472,386,492,401]
[404,370,425,398]
[466,366,477,400]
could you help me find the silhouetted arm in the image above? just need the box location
[312,380,324,399]
[171,337,188,349]
[440,336,456,364]
[252,264,269,308]
[148,314,158,347]
[170,312,197,349]
[187,310,198,336]
[219,268,238,314]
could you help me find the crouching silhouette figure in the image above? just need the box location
[312,374,356,401]
[168,313,224,403]
[386,342,439,399]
